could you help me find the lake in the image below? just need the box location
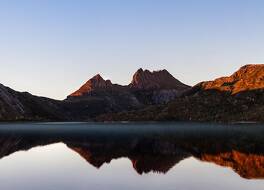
[0,122,263,190]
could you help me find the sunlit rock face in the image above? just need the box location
[129,68,190,104]
[198,151,264,179]
[130,68,189,91]
[200,64,264,94]
[69,74,124,97]
[69,69,190,99]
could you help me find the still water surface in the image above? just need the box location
[0,122,263,190]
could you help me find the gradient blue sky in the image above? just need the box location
[0,0,263,100]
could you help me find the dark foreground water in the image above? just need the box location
[0,122,264,190]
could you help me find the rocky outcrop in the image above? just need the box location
[130,68,189,90]
[200,64,264,94]
[69,74,124,97]
[129,69,190,104]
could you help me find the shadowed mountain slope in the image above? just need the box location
[0,84,68,121]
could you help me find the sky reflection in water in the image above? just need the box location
[0,123,263,190]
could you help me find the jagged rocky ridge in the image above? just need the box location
[1,64,264,122]
[98,64,264,122]
[67,68,190,105]
[0,68,189,121]
[129,68,190,104]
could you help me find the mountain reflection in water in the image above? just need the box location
[0,123,264,180]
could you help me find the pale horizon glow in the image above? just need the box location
[0,0,264,100]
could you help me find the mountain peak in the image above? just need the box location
[130,68,189,90]
[69,74,113,97]
[92,74,103,80]
[200,64,264,94]
[136,68,144,73]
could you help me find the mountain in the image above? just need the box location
[0,84,67,121]
[198,151,264,179]
[166,64,264,122]
[130,68,189,90]
[97,64,264,122]
[68,69,190,104]
[129,69,190,104]
[69,74,125,97]
[63,69,189,120]
[1,68,189,122]
[65,74,142,119]
[199,64,264,94]
[1,64,264,122]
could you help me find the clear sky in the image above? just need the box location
[0,0,264,100]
